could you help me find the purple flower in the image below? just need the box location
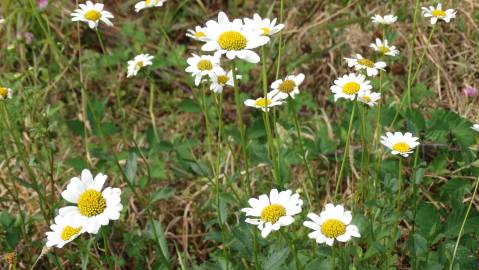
[463,86,478,97]
[37,0,48,10]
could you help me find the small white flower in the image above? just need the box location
[244,92,284,112]
[70,1,114,29]
[202,12,269,63]
[380,132,420,157]
[421,3,456,25]
[269,73,305,100]
[242,189,303,238]
[371,14,397,25]
[208,68,239,93]
[0,17,5,25]
[344,54,386,77]
[45,215,85,248]
[0,86,13,100]
[330,73,372,102]
[186,26,208,41]
[357,90,381,107]
[370,38,399,56]
[472,124,479,133]
[59,169,123,234]
[185,54,221,86]
[127,54,154,78]
[244,13,284,36]
[134,0,166,13]
[303,204,360,246]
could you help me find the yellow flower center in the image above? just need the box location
[197,59,213,71]
[84,10,101,21]
[278,80,296,93]
[392,142,410,153]
[261,27,270,35]
[136,61,144,68]
[255,98,272,108]
[321,219,346,238]
[432,9,446,17]
[217,31,247,51]
[0,87,8,99]
[217,75,229,85]
[60,225,82,241]
[77,189,106,217]
[357,58,375,68]
[342,82,360,95]
[362,95,371,103]
[194,31,206,38]
[260,204,286,224]
[378,45,390,54]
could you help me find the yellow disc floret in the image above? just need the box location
[0,87,8,99]
[362,96,371,103]
[342,82,360,95]
[432,9,446,17]
[321,219,346,238]
[195,32,206,38]
[392,142,410,153]
[261,27,270,36]
[278,80,296,93]
[78,189,106,217]
[60,226,82,241]
[217,31,247,51]
[255,98,272,108]
[378,46,390,54]
[217,75,229,85]
[357,58,375,68]
[260,204,286,224]
[197,60,213,71]
[84,10,101,21]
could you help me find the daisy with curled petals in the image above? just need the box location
[46,215,84,248]
[371,14,397,25]
[472,124,479,133]
[59,169,123,234]
[185,54,221,86]
[201,12,269,63]
[370,38,399,57]
[208,68,239,94]
[186,26,208,42]
[244,13,284,36]
[269,73,305,100]
[127,54,154,78]
[244,92,283,112]
[330,73,372,102]
[0,86,13,100]
[421,3,456,25]
[303,204,360,246]
[344,54,386,77]
[380,132,420,157]
[241,189,302,238]
[70,1,114,29]
[134,0,166,13]
[358,90,381,107]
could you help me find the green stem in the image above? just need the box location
[373,70,384,192]
[405,0,422,108]
[262,111,280,185]
[396,157,403,211]
[275,0,284,80]
[200,85,214,172]
[149,79,159,140]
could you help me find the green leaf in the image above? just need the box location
[149,187,175,204]
[125,151,138,184]
[262,247,289,270]
[66,119,86,137]
[178,99,201,113]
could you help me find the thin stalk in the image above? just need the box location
[411,146,421,269]
[405,0,422,108]
[396,157,403,211]
[200,85,214,171]
[359,104,369,203]
[101,229,116,269]
[262,111,280,185]
[275,0,284,80]
[149,79,159,140]
[373,69,384,192]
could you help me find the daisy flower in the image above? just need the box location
[241,189,303,238]
[303,204,360,246]
[357,90,381,107]
[244,92,284,112]
[269,73,305,100]
[185,54,221,86]
[371,14,397,25]
[370,38,399,56]
[421,3,456,25]
[244,13,284,36]
[127,54,154,78]
[186,26,208,41]
[344,54,386,77]
[201,12,269,63]
[0,17,5,25]
[330,73,372,101]
[208,68,239,93]
[46,215,84,248]
[59,169,123,234]
[472,124,479,133]
[134,0,166,13]
[380,132,420,157]
[0,86,13,100]
[70,1,114,29]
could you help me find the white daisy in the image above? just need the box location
[303,204,360,246]
[208,68,239,93]
[0,86,13,100]
[186,26,208,41]
[244,13,284,36]
[380,132,420,157]
[241,189,303,238]
[371,14,397,25]
[59,169,123,234]
[269,73,305,100]
[185,54,221,86]
[330,73,372,101]
[244,92,284,112]
[357,90,381,107]
[344,54,386,77]
[472,124,479,133]
[421,3,456,25]
[370,38,399,57]
[70,1,114,29]
[201,12,269,63]
[127,54,154,78]
[0,17,5,25]
[134,0,166,13]
[45,215,84,248]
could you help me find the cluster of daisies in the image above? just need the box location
[46,169,122,248]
